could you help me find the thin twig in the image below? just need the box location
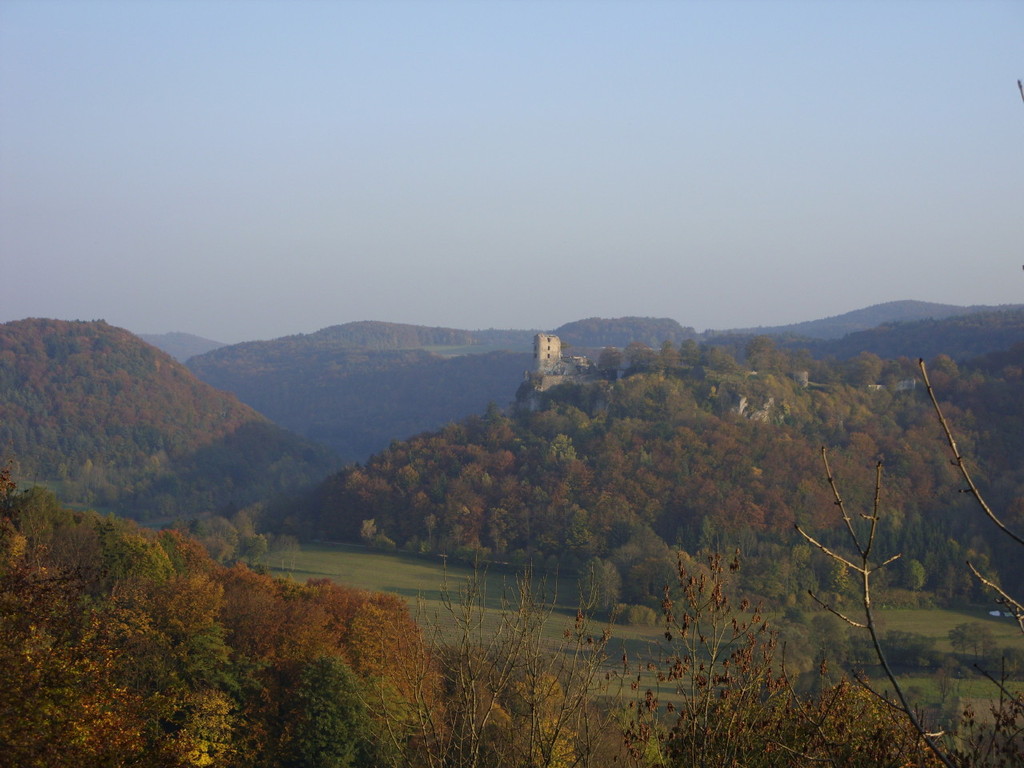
[974,662,1024,705]
[966,561,1024,632]
[805,588,866,629]
[808,447,958,768]
[821,447,860,547]
[794,524,864,574]
[864,461,883,558]
[919,359,1024,547]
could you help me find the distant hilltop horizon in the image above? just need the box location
[131,299,1024,362]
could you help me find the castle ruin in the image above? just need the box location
[525,333,597,392]
[534,333,562,374]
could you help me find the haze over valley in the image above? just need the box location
[2,2,1023,764]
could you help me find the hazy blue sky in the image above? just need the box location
[2,1,1021,343]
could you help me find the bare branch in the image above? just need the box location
[808,446,959,768]
[851,672,904,713]
[806,589,866,629]
[820,447,861,549]
[869,553,903,574]
[974,660,1024,704]
[919,359,1024,548]
[794,524,864,574]
[864,461,883,558]
[966,560,1024,632]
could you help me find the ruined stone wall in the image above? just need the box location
[533,333,561,373]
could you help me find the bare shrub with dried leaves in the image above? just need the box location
[620,551,937,767]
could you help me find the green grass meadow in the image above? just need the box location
[273,542,1021,638]
[271,542,616,649]
[272,541,1023,708]
[272,541,582,611]
[877,606,1023,651]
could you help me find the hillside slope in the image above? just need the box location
[722,300,1024,340]
[186,309,1024,464]
[275,340,1024,610]
[249,320,483,351]
[0,319,338,518]
[554,317,697,348]
[188,323,534,463]
[802,307,1024,361]
[137,331,226,362]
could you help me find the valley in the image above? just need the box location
[2,302,1023,766]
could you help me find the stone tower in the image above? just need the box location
[533,333,561,373]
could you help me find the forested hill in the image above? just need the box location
[699,307,1024,366]
[184,309,1023,466]
[241,320,486,352]
[276,339,1024,609]
[137,331,226,362]
[184,317,709,463]
[721,300,1024,341]
[553,317,697,348]
[0,318,338,519]
[187,325,536,464]
[801,307,1024,361]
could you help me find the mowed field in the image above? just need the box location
[271,542,581,613]
[272,542,1024,713]
[874,607,1024,652]
[271,542,674,657]
[271,542,1023,659]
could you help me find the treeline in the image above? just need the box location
[274,338,1024,611]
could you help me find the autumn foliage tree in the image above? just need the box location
[0,475,434,768]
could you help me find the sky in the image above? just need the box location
[1,1,1021,343]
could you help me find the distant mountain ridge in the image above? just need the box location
[3,304,1017,518]
[138,331,226,362]
[801,306,1024,361]
[145,300,1022,356]
[186,324,533,463]
[0,318,338,519]
[181,302,1024,465]
[554,317,697,349]
[718,300,1024,340]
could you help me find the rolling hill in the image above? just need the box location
[183,307,1024,466]
[271,337,1024,613]
[718,300,1024,340]
[801,307,1024,361]
[187,322,534,464]
[553,317,697,348]
[137,331,226,362]
[0,318,339,519]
